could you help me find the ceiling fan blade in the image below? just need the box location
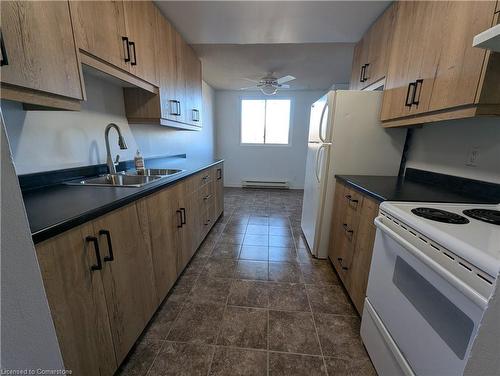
[239,85,259,90]
[242,78,260,83]
[277,75,295,84]
[279,84,290,89]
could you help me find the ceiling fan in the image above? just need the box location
[240,73,296,95]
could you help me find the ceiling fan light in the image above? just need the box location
[261,84,277,95]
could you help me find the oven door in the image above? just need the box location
[365,216,488,376]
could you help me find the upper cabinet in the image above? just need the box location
[381,1,500,127]
[123,8,203,130]
[69,1,129,72]
[69,0,159,88]
[0,1,84,110]
[349,4,396,90]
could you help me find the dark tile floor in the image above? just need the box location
[117,188,376,376]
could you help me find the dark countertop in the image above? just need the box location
[23,157,223,244]
[336,170,500,204]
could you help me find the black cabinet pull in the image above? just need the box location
[122,36,130,63]
[412,79,423,106]
[0,30,8,66]
[343,223,354,234]
[180,208,186,225]
[169,100,177,116]
[86,236,102,271]
[359,65,365,83]
[204,194,213,201]
[129,41,137,66]
[337,257,349,270]
[405,82,416,107]
[176,210,183,228]
[363,63,370,82]
[192,109,200,122]
[217,168,222,180]
[99,230,114,262]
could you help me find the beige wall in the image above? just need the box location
[406,117,500,184]
[2,74,215,175]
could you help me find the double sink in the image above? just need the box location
[66,168,185,188]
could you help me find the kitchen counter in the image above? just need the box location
[336,168,500,205]
[22,156,223,244]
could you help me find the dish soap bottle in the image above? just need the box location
[134,149,145,175]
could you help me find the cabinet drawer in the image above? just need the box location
[343,187,364,215]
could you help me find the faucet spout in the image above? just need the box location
[104,123,128,175]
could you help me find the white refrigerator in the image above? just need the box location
[301,90,407,259]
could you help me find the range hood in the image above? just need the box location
[473,24,500,52]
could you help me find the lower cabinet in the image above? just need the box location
[328,180,379,315]
[35,162,224,375]
[36,223,116,376]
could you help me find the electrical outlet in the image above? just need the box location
[466,146,480,167]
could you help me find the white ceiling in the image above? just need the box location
[192,43,354,90]
[155,1,391,90]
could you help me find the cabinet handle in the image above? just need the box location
[0,30,8,66]
[363,63,370,82]
[217,168,222,180]
[192,109,200,122]
[343,223,354,235]
[99,230,114,262]
[86,236,102,271]
[176,210,183,228]
[180,208,186,225]
[405,82,416,107]
[412,79,423,106]
[337,257,348,271]
[122,36,130,63]
[169,100,177,116]
[359,65,365,83]
[129,41,137,66]
[204,194,213,201]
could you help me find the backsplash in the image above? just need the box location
[406,117,500,184]
[1,74,215,175]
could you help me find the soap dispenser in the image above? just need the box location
[134,150,145,175]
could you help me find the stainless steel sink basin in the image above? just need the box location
[66,174,163,188]
[126,168,185,177]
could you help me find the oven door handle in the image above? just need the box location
[374,217,488,309]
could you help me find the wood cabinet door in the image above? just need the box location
[143,185,182,304]
[349,38,366,90]
[174,32,189,124]
[380,1,432,120]
[69,0,128,71]
[36,223,116,376]
[177,188,199,272]
[427,1,496,112]
[364,3,396,87]
[214,164,224,218]
[0,1,83,99]
[92,203,158,364]
[328,183,347,265]
[184,45,203,126]
[346,198,379,315]
[123,0,158,86]
[156,11,177,121]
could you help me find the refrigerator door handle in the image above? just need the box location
[318,102,328,143]
[314,143,331,182]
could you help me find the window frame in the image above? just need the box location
[239,95,294,147]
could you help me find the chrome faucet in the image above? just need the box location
[104,123,128,175]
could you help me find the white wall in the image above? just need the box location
[406,117,500,184]
[215,90,325,189]
[2,74,215,175]
[1,113,64,370]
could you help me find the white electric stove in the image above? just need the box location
[361,201,500,376]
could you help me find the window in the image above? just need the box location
[241,99,291,145]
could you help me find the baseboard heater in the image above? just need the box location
[241,180,289,189]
